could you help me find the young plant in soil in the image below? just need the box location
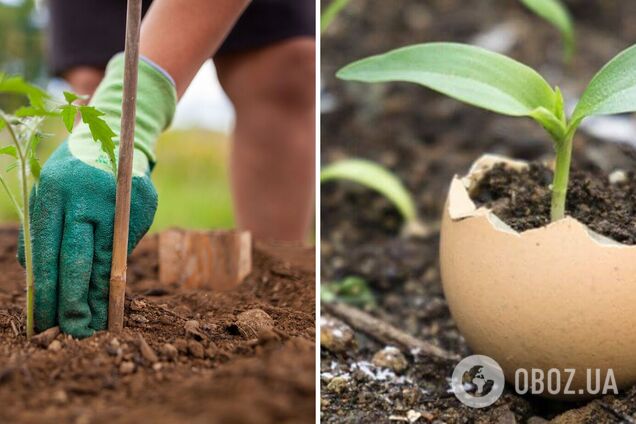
[0,75,116,339]
[338,42,636,222]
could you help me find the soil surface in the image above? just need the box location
[0,227,315,423]
[321,0,636,422]
[471,163,636,244]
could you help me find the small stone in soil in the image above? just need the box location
[184,320,206,340]
[187,340,205,359]
[326,376,348,394]
[174,338,188,354]
[130,314,149,324]
[320,316,356,353]
[52,389,68,404]
[372,346,408,373]
[130,299,147,311]
[160,343,178,361]
[31,326,60,348]
[235,309,274,339]
[47,340,62,352]
[119,361,135,374]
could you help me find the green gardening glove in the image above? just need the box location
[19,54,176,338]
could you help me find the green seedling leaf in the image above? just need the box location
[60,104,78,132]
[0,146,18,159]
[14,106,57,118]
[571,44,636,126]
[79,105,117,174]
[0,74,48,109]
[337,43,560,129]
[321,0,350,33]
[321,158,417,222]
[63,91,88,105]
[321,276,375,308]
[520,0,574,60]
[29,156,41,181]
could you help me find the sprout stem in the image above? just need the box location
[550,132,574,221]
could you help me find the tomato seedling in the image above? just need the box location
[338,42,636,221]
[0,75,116,338]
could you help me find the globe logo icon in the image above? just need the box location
[451,355,505,408]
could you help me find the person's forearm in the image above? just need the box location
[140,0,250,98]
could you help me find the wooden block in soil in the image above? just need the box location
[159,229,252,291]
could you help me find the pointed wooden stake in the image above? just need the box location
[108,0,143,333]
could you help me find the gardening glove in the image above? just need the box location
[18,54,176,338]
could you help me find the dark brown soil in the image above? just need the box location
[471,163,636,244]
[0,226,315,424]
[321,0,636,422]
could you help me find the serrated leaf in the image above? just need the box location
[60,104,78,132]
[0,74,48,109]
[337,43,558,124]
[320,158,417,222]
[571,44,636,126]
[0,146,17,159]
[79,106,117,174]
[520,0,575,61]
[63,91,79,104]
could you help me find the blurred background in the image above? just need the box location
[0,0,236,231]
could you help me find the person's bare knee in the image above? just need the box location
[217,37,315,114]
[62,67,105,99]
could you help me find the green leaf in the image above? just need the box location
[0,146,17,158]
[14,106,57,118]
[321,0,350,33]
[571,44,636,126]
[29,156,41,181]
[320,158,417,222]
[0,74,48,109]
[321,276,375,308]
[79,105,117,174]
[63,91,79,104]
[6,161,18,173]
[60,104,78,132]
[520,0,575,60]
[0,119,4,133]
[337,43,559,122]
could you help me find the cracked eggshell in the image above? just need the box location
[440,154,636,399]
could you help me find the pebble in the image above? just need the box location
[160,343,179,361]
[174,338,188,354]
[130,299,147,311]
[235,309,274,339]
[372,346,408,373]
[31,326,60,348]
[152,362,163,372]
[187,340,205,359]
[52,389,68,404]
[609,169,628,184]
[320,316,356,353]
[119,361,135,374]
[130,314,148,324]
[184,320,206,340]
[48,340,62,352]
[326,376,348,394]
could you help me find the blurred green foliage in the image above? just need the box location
[0,122,234,231]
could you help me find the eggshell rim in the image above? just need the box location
[447,154,636,249]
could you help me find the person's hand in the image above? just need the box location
[19,54,176,338]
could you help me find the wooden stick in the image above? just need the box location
[108,0,143,333]
[323,302,460,361]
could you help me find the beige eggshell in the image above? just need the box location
[440,154,636,399]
